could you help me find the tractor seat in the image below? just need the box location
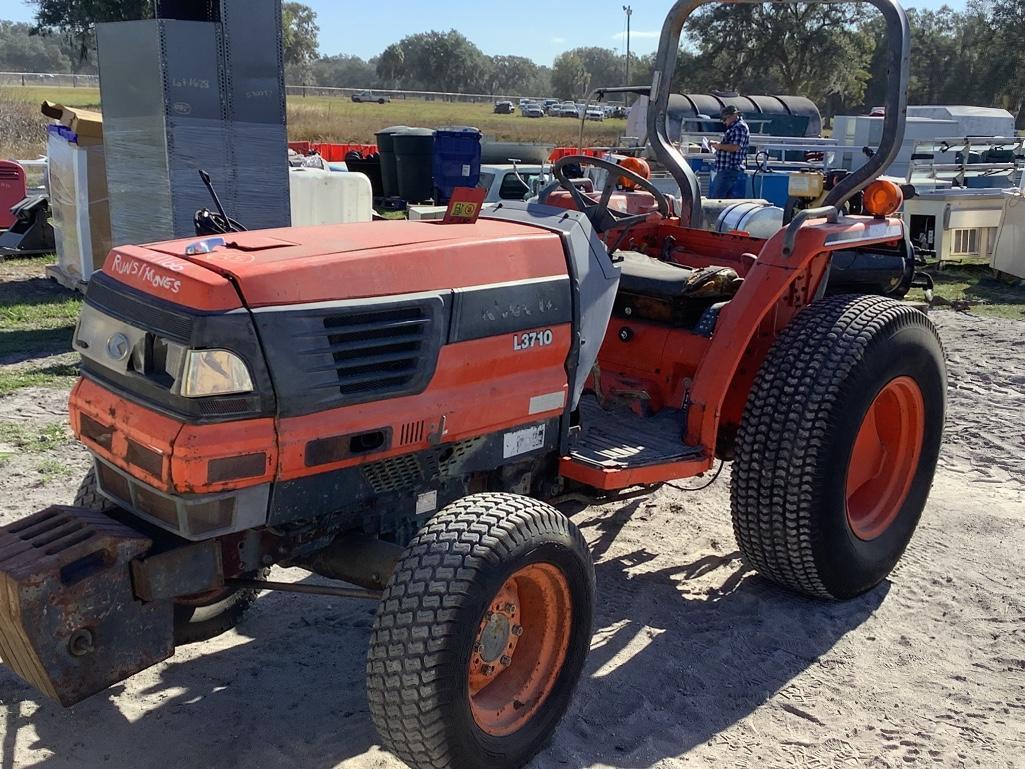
[617,251,740,300]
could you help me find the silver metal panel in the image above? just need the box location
[98,10,289,244]
[220,0,290,228]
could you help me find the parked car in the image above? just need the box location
[494,100,515,114]
[557,101,581,118]
[585,107,605,122]
[520,102,545,118]
[476,164,546,202]
[351,90,390,103]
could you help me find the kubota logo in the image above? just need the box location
[106,333,130,362]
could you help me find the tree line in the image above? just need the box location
[6,0,1024,125]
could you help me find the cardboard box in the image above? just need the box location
[43,105,112,285]
[41,101,104,145]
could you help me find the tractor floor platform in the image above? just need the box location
[569,396,703,470]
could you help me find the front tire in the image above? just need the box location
[731,295,945,599]
[367,493,594,769]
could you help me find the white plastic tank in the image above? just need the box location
[289,167,373,226]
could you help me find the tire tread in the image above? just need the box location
[731,295,943,598]
[367,493,590,769]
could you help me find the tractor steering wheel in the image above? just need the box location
[551,154,671,234]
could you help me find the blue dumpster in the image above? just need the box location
[433,126,482,203]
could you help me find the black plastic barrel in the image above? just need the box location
[344,153,384,197]
[375,125,409,198]
[393,128,436,203]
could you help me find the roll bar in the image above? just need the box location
[647,0,911,227]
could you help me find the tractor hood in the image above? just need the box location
[134,219,568,308]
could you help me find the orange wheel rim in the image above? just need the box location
[468,563,572,736]
[846,376,925,541]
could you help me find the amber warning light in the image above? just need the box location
[862,179,904,217]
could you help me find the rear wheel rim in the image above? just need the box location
[468,562,572,737]
[846,376,926,541]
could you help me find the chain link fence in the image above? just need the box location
[0,72,528,104]
[0,72,99,88]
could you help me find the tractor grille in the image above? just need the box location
[362,454,423,494]
[320,307,430,397]
[258,293,447,417]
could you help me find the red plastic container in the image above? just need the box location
[548,147,607,163]
[0,161,26,229]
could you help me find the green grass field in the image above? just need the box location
[0,254,82,395]
[914,266,1025,320]
[1,85,624,159]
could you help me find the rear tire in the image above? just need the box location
[367,493,594,769]
[731,295,945,599]
[74,468,263,644]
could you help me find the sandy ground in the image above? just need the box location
[0,309,1022,769]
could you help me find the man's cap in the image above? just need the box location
[720,105,740,117]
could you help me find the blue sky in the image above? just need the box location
[0,0,967,65]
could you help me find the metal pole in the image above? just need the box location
[226,577,382,600]
[623,5,633,106]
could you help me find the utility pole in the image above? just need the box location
[623,4,632,106]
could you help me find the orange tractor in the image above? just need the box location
[0,1,942,768]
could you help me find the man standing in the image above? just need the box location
[709,105,750,199]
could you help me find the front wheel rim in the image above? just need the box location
[468,562,572,737]
[845,376,926,541]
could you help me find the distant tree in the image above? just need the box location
[312,53,378,89]
[858,2,1003,115]
[376,43,405,88]
[484,55,538,96]
[0,21,72,73]
[905,9,960,104]
[567,47,625,91]
[529,65,552,97]
[282,2,319,84]
[29,0,151,66]
[990,0,1025,126]
[379,30,487,93]
[551,53,589,99]
[688,4,872,106]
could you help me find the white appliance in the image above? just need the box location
[902,188,1007,264]
[990,187,1025,280]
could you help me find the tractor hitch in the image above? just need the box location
[0,506,175,706]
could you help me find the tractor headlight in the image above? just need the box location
[179,349,254,398]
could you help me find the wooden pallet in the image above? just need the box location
[45,263,88,294]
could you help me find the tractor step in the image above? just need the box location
[570,396,703,469]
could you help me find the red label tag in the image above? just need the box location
[442,187,487,224]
